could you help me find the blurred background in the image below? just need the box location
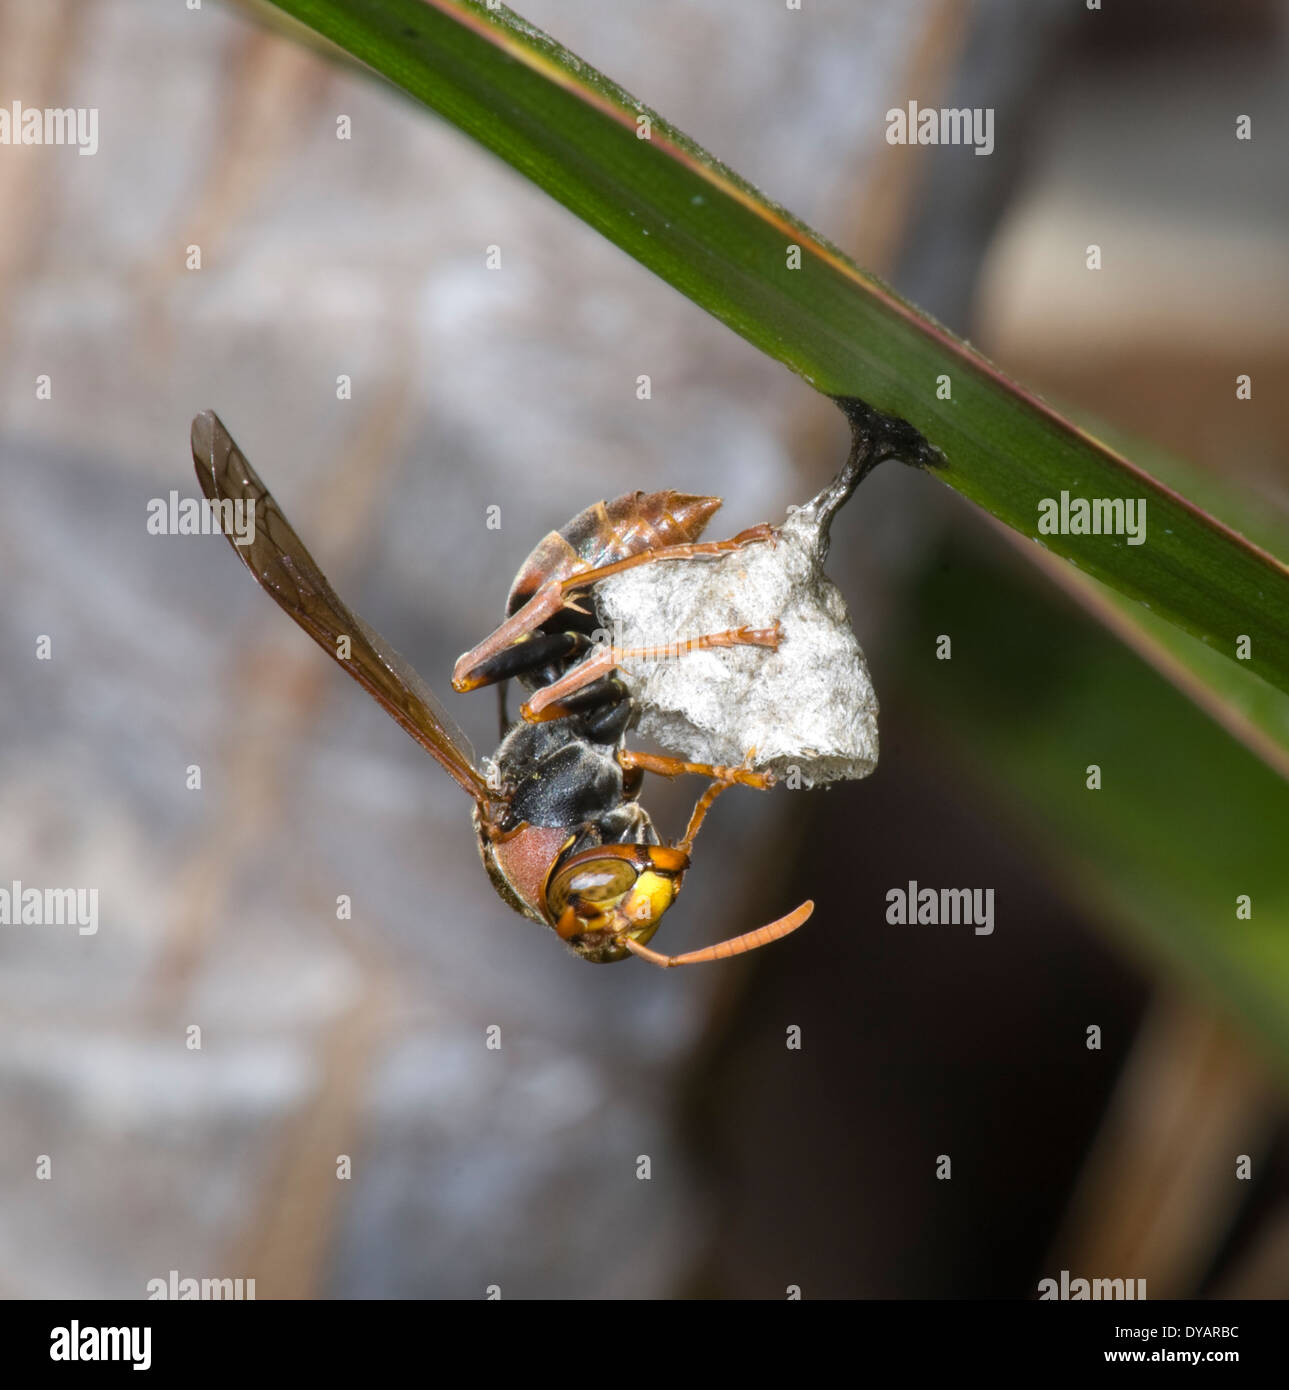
[1,0,1287,1298]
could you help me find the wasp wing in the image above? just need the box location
[191,410,493,808]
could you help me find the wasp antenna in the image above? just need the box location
[623,900,813,968]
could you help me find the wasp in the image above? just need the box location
[191,407,911,967]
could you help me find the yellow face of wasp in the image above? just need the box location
[546,856,679,963]
[619,870,677,941]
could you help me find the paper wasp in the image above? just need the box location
[191,405,921,966]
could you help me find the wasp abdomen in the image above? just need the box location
[505,490,721,617]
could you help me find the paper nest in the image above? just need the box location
[596,500,878,789]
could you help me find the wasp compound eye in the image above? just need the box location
[547,857,639,918]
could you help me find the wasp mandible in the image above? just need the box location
[191,408,906,966]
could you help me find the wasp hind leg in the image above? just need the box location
[552,523,777,592]
[456,628,591,696]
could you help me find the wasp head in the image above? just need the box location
[545,845,689,963]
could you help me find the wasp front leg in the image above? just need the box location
[616,748,772,792]
[618,751,771,867]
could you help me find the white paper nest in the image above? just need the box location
[596,495,878,789]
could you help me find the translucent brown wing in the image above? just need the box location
[191,410,493,808]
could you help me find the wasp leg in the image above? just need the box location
[454,600,588,691]
[675,777,735,855]
[669,747,765,855]
[524,670,636,744]
[521,623,782,722]
[452,524,776,692]
[554,523,777,592]
[456,629,590,694]
[617,748,771,792]
[615,757,808,968]
[563,676,635,744]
